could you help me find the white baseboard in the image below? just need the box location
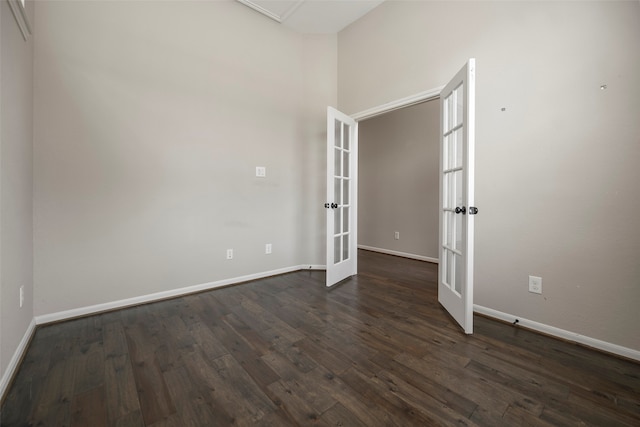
[474,304,640,362]
[358,245,439,264]
[36,264,325,325]
[0,318,36,400]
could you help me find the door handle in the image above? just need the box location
[324,203,330,209]
[469,207,478,215]
[331,203,338,209]
[455,206,466,215]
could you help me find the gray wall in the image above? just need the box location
[358,100,439,259]
[339,0,640,351]
[0,0,34,376]
[33,1,334,316]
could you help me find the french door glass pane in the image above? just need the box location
[455,210,463,251]
[342,207,349,233]
[449,173,457,209]
[443,97,449,131]
[343,179,349,204]
[334,148,341,177]
[446,211,454,248]
[334,119,341,148]
[344,125,350,150]
[455,170,463,207]
[343,151,350,177]
[446,250,453,286]
[334,208,341,235]
[342,234,349,261]
[443,134,450,169]
[455,127,463,169]
[455,84,465,127]
[448,133,456,170]
[443,173,450,209]
[334,236,341,263]
[454,252,463,294]
[446,94,453,131]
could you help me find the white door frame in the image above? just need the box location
[349,85,445,258]
[351,86,444,122]
[350,79,475,332]
[350,89,459,265]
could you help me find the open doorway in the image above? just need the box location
[326,59,475,333]
[357,99,440,264]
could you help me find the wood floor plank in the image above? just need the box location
[30,400,71,427]
[241,298,305,343]
[502,405,556,427]
[294,337,352,375]
[104,353,141,423]
[186,351,276,424]
[320,402,367,427]
[71,386,107,427]
[185,318,229,360]
[266,380,327,426]
[73,341,105,396]
[209,319,280,389]
[35,354,77,408]
[393,350,511,416]
[340,366,439,426]
[124,323,177,425]
[114,410,145,427]
[162,364,233,426]
[372,354,478,418]
[3,249,639,426]
[374,368,482,427]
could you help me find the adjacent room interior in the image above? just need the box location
[358,100,440,263]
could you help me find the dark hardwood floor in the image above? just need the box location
[2,249,639,426]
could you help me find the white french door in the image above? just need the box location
[325,107,358,287]
[438,59,477,334]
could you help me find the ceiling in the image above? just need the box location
[237,0,385,34]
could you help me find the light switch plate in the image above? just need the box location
[528,275,542,294]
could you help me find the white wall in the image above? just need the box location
[33,1,334,316]
[358,100,439,259]
[339,1,640,351]
[1,0,34,376]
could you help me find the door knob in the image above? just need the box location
[331,203,338,209]
[469,207,478,215]
[455,206,466,215]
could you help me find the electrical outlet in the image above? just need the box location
[256,166,266,177]
[226,249,233,260]
[19,286,24,308]
[265,243,272,254]
[528,276,542,294]
[394,231,400,240]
